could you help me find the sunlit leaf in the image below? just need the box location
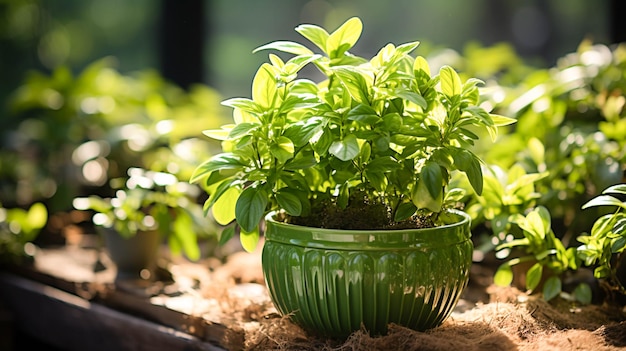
[326,17,362,58]
[212,186,239,225]
[604,184,626,195]
[439,65,462,97]
[190,153,245,184]
[582,195,626,210]
[252,63,278,109]
[295,24,329,54]
[270,136,295,163]
[494,264,513,287]
[329,134,360,161]
[240,227,260,253]
[253,41,314,56]
[490,114,517,126]
[412,178,442,212]
[332,66,371,104]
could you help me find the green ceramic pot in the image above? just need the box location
[262,209,473,338]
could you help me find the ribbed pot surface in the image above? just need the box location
[262,210,473,338]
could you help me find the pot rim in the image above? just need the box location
[264,209,471,250]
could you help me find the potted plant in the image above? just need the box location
[74,167,210,282]
[191,17,514,338]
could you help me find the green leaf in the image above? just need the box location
[326,17,362,58]
[347,104,380,124]
[284,117,325,147]
[452,149,484,196]
[252,41,314,56]
[542,276,562,301]
[490,114,517,127]
[283,54,323,75]
[395,41,421,56]
[276,190,303,216]
[364,169,387,192]
[394,202,417,222]
[444,188,466,203]
[295,24,329,54]
[202,127,231,141]
[172,212,200,261]
[285,150,317,170]
[605,184,626,195]
[525,262,543,291]
[439,65,462,97]
[313,128,333,155]
[190,153,244,184]
[211,186,239,225]
[412,178,442,213]
[594,266,611,279]
[521,206,551,240]
[240,227,260,253]
[422,162,443,199]
[329,134,360,161]
[235,186,268,233]
[611,236,626,253]
[337,182,350,209]
[252,63,278,109]
[573,283,592,305]
[582,195,626,210]
[366,156,400,172]
[270,136,295,163]
[467,155,484,195]
[494,264,513,287]
[396,91,428,110]
[221,98,261,114]
[413,56,431,87]
[228,122,259,139]
[332,66,371,104]
[218,226,235,246]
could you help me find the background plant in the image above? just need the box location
[73,167,214,261]
[5,58,228,212]
[577,183,626,297]
[441,41,626,304]
[0,202,47,265]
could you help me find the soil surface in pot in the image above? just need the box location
[286,195,439,230]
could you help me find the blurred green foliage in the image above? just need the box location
[0,202,47,265]
[1,56,229,262]
[4,57,228,211]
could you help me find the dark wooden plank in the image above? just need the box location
[5,247,245,349]
[0,272,228,351]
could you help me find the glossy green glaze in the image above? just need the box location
[262,210,473,338]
